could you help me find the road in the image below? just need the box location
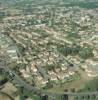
[36,65,50,81]
[1,65,98,96]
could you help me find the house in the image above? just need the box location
[7,49,16,53]
[86,59,98,66]
[36,60,42,65]
[68,71,75,76]
[41,79,48,85]
[49,56,54,61]
[81,64,88,69]
[57,73,65,80]
[35,24,46,28]
[44,52,49,56]
[47,61,53,65]
[48,71,56,75]
[65,74,70,78]
[88,73,98,77]
[61,66,67,71]
[20,69,30,78]
[38,54,43,58]
[23,73,30,78]
[55,68,60,73]
[43,59,48,63]
[93,50,98,57]
[95,23,98,31]
[50,74,58,81]
[31,63,38,72]
[36,75,43,81]
[10,55,18,60]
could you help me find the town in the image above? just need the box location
[0,0,98,100]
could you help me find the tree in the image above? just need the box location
[79,47,94,59]
[41,95,48,100]
[46,64,55,71]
